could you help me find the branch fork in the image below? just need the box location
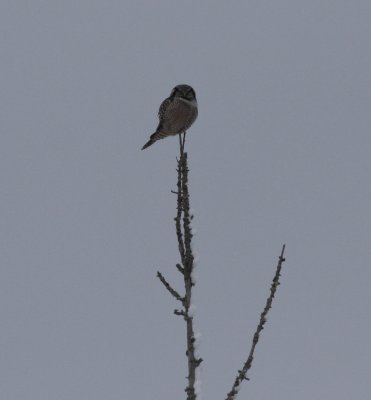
[155,132,287,400]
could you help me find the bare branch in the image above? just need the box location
[176,263,185,274]
[181,152,194,276]
[157,271,184,303]
[176,143,199,400]
[226,244,287,400]
[175,152,186,267]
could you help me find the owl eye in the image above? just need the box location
[187,89,195,98]
[171,88,180,96]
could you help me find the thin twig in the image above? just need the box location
[226,244,286,400]
[176,263,185,274]
[174,309,186,317]
[157,271,184,303]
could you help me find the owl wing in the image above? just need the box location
[158,97,172,122]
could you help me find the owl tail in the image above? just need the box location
[141,138,155,150]
[141,131,166,150]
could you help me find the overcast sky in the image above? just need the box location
[1,1,371,399]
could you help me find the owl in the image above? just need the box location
[141,84,198,150]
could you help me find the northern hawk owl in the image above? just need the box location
[141,84,198,150]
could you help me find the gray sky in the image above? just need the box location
[1,1,370,399]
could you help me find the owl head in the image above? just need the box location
[170,84,197,101]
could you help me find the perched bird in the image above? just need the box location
[141,84,198,150]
